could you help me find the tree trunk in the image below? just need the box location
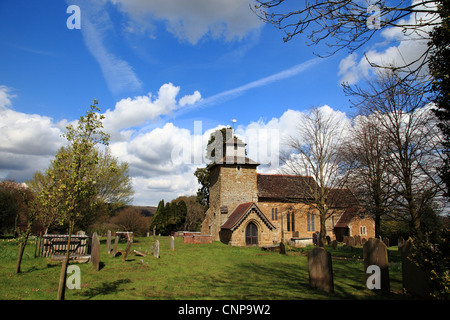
[56,221,73,300]
[15,230,30,274]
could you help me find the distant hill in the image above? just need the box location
[132,206,157,217]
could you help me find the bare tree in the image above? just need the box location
[347,70,444,237]
[253,0,441,92]
[281,106,350,244]
[344,114,393,237]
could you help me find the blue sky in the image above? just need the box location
[0,0,427,205]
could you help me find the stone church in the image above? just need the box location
[201,136,375,246]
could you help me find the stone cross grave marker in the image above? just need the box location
[363,238,390,292]
[307,247,334,293]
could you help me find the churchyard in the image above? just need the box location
[0,235,410,300]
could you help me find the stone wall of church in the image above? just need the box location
[219,165,258,210]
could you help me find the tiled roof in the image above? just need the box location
[257,174,317,200]
[221,202,275,231]
[334,207,361,228]
[326,188,359,208]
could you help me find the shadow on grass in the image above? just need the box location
[76,278,132,299]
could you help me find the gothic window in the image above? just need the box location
[287,212,291,231]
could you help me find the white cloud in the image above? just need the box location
[0,86,64,180]
[102,83,201,140]
[110,0,263,44]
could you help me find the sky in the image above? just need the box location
[0,0,432,206]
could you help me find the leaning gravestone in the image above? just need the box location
[113,235,119,255]
[363,238,390,292]
[122,240,133,262]
[308,247,334,293]
[154,240,160,258]
[106,230,111,254]
[400,239,432,298]
[91,232,100,271]
[170,236,175,251]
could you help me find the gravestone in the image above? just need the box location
[343,236,349,245]
[153,226,156,240]
[122,240,133,262]
[348,236,355,246]
[106,230,111,254]
[363,238,390,292]
[307,247,334,293]
[279,242,286,255]
[355,235,361,246]
[331,240,338,249]
[91,232,100,271]
[325,235,331,246]
[154,240,160,258]
[312,232,319,245]
[170,236,175,251]
[383,237,390,247]
[400,239,432,297]
[113,235,119,255]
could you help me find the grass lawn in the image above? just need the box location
[0,236,406,300]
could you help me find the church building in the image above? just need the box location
[201,136,375,246]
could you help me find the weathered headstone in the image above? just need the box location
[170,236,175,251]
[113,235,119,255]
[325,235,331,246]
[397,236,405,249]
[308,247,334,293]
[106,230,111,254]
[331,240,338,249]
[400,239,432,297]
[348,236,355,247]
[279,242,286,255]
[154,240,160,258]
[312,232,319,245]
[343,236,349,246]
[363,238,390,292]
[91,232,100,271]
[122,240,133,262]
[355,235,361,246]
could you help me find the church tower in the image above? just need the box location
[201,135,259,241]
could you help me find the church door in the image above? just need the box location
[245,222,258,246]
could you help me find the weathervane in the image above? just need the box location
[231,119,237,131]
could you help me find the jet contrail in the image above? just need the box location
[176,57,322,115]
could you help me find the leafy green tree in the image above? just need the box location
[149,200,187,235]
[42,100,110,300]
